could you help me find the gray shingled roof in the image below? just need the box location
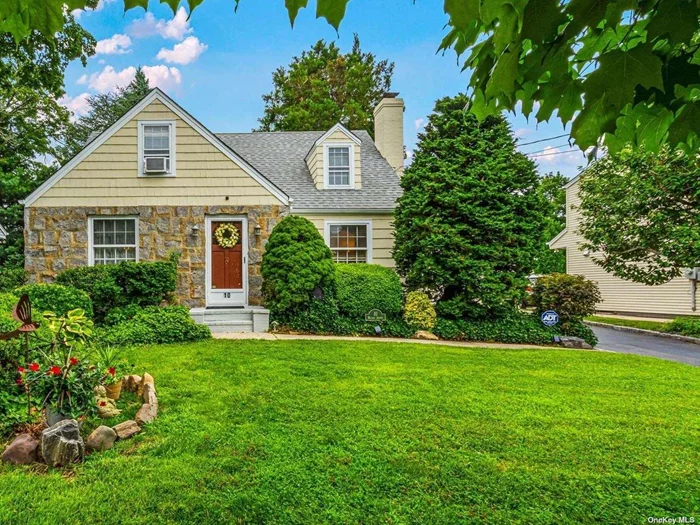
[217,130,402,210]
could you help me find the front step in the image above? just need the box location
[190,307,270,333]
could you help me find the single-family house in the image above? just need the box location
[549,175,698,318]
[0,224,6,243]
[23,88,405,331]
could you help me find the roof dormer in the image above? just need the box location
[305,124,362,190]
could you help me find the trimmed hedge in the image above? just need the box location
[15,284,93,319]
[666,317,700,338]
[434,313,598,347]
[335,264,403,320]
[94,306,211,346]
[56,259,178,319]
[533,273,601,325]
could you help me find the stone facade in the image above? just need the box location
[24,205,289,308]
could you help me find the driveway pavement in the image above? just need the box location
[592,325,700,366]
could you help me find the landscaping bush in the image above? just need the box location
[0,267,27,292]
[434,312,598,347]
[95,306,211,346]
[335,264,403,320]
[533,273,601,326]
[404,291,437,332]
[666,317,700,338]
[262,216,336,316]
[15,283,93,319]
[56,266,122,319]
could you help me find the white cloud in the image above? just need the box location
[59,93,91,120]
[414,118,425,131]
[142,65,183,92]
[96,34,132,55]
[87,65,137,93]
[76,74,88,85]
[128,7,192,41]
[156,36,207,65]
[85,65,183,94]
[535,146,583,166]
[514,128,533,139]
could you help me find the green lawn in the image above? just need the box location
[1,340,699,524]
[586,315,670,332]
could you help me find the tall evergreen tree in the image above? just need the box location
[0,15,95,268]
[393,94,546,320]
[258,35,393,134]
[533,172,568,275]
[58,68,151,162]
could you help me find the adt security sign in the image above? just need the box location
[541,310,559,327]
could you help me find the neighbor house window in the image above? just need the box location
[325,221,372,263]
[89,217,138,265]
[138,121,175,176]
[325,145,354,188]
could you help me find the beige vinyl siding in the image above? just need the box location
[30,100,282,208]
[299,213,394,268]
[305,129,362,189]
[552,178,698,317]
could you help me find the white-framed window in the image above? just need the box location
[324,220,372,263]
[138,121,176,177]
[88,217,139,266]
[324,144,355,188]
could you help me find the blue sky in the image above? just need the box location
[64,0,586,178]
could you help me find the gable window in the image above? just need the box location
[325,221,372,263]
[89,217,138,265]
[324,144,355,188]
[138,121,176,176]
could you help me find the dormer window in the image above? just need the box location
[138,121,176,177]
[324,144,355,188]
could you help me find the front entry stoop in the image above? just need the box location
[190,307,270,333]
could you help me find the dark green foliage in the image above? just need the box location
[533,273,602,326]
[534,172,567,275]
[394,94,546,320]
[578,147,699,284]
[335,264,403,320]
[102,304,147,327]
[259,35,393,135]
[15,283,93,319]
[280,298,414,339]
[0,292,26,434]
[94,306,211,346]
[56,258,178,319]
[666,317,700,339]
[0,267,27,292]
[56,266,121,319]
[262,216,336,317]
[0,14,95,267]
[434,313,598,348]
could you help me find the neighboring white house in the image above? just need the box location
[550,175,698,318]
[0,223,6,243]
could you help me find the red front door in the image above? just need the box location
[211,221,243,291]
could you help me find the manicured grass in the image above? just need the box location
[586,315,670,332]
[1,340,699,524]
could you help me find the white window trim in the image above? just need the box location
[88,216,140,266]
[323,143,356,189]
[324,220,373,263]
[138,120,176,177]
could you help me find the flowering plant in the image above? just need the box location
[92,346,131,386]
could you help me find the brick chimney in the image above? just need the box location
[373,92,405,176]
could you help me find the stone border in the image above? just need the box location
[585,321,700,346]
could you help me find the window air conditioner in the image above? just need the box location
[144,157,169,174]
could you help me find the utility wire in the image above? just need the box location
[518,133,569,146]
[523,142,571,155]
[528,149,581,159]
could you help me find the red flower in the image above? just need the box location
[70,357,79,366]
[17,367,25,374]
[99,401,107,407]
[108,367,116,376]
[29,362,40,372]
[16,378,23,386]
[49,365,62,376]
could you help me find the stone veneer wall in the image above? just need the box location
[24,205,289,308]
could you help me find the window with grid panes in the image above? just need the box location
[91,218,137,265]
[327,146,351,186]
[328,224,368,263]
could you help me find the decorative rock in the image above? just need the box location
[1,434,39,465]
[137,373,155,397]
[94,385,107,397]
[41,419,84,467]
[86,426,117,452]
[135,404,158,426]
[113,420,140,440]
[415,330,440,341]
[96,396,121,419]
[558,336,593,350]
[123,375,142,393]
[142,383,158,406]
